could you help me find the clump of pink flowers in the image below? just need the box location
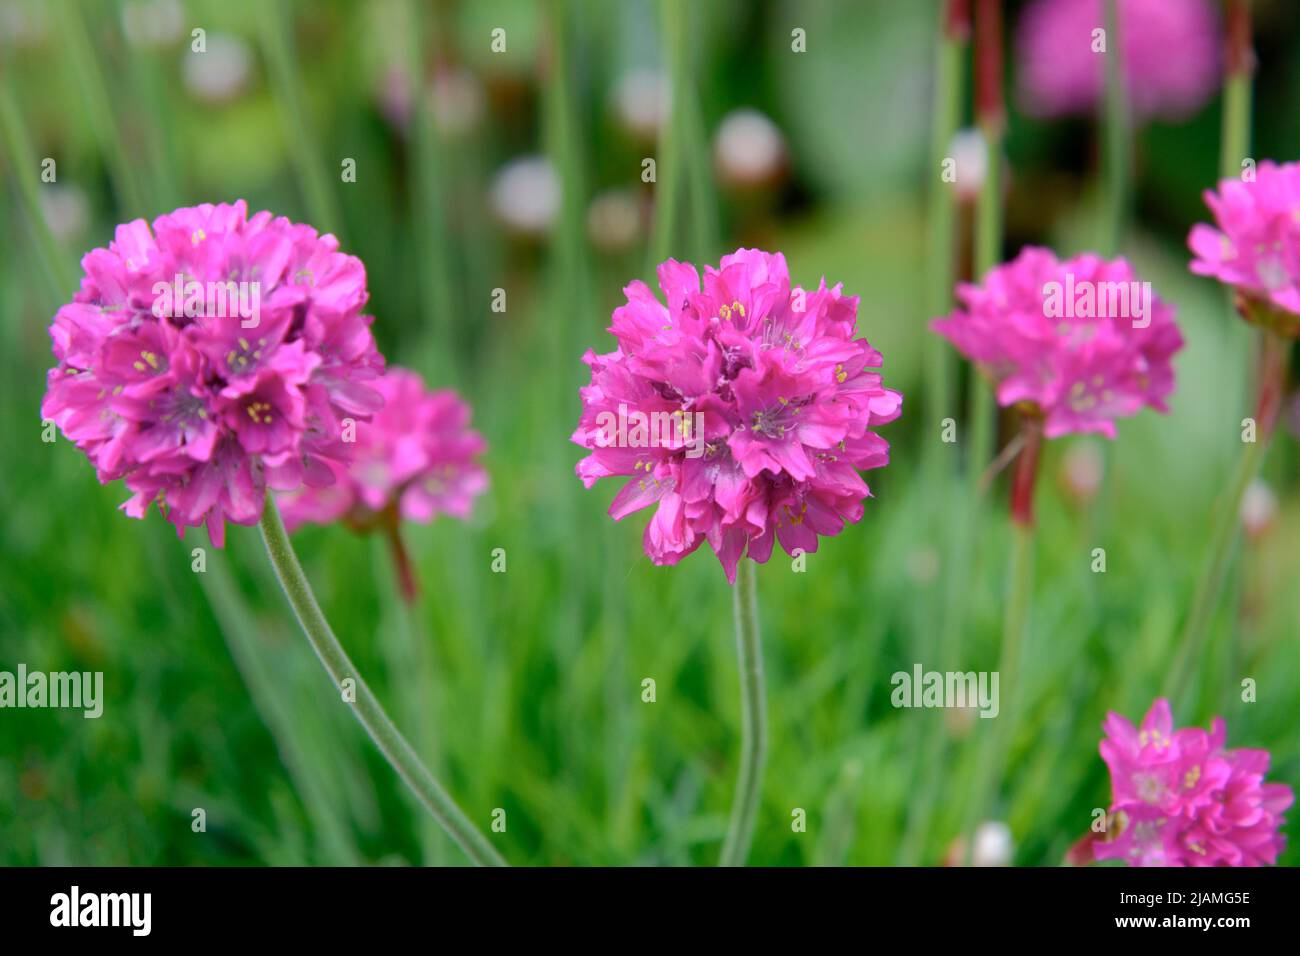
[41,201,385,545]
[932,246,1183,439]
[1189,160,1300,334]
[1016,0,1221,122]
[1095,699,1293,866]
[572,248,902,583]
[278,366,487,531]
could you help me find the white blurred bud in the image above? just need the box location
[586,189,642,253]
[611,69,668,141]
[972,821,1013,866]
[182,33,252,104]
[121,0,184,50]
[946,128,988,203]
[490,156,559,237]
[1059,439,1104,506]
[376,65,412,131]
[1240,480,1277,540]
[39,185,89,244]
[0,0,49,47]
[713,108,786,189]
[430,67,485,138]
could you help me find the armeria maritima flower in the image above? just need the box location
[277,366,487,531]
[41,201,385,545]
[932,246,1183,439]
[572,248,902,583]
[1016,0,1221,122]
[1094,698,1293,867]
[1189,160,1300,335]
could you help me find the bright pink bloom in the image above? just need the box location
[1189,160,1300,330]
[277,366,487,530]
[41,201,385,546]
[1016,0,1221,122]
[932,246,1183,439]
[1094,699,1292,867]
[572,248,902,584]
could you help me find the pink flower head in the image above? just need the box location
[41,201,386,546]
[1189,160,1300,334]
[572,248,902,584]
[277,366,487,531]
[1095,698,1293,867]
[1016,0,1221,122]
[931,246,1183,439]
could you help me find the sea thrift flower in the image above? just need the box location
[1095,699,1293,866]
[1189,160,1300,335]
[41,201,385,546]
[932,246,1183,439]
[277,366,487,532]
[572,248,902,583]
[1016,0,1221,122]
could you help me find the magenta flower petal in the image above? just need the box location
[276,366,487,531]
[932,246,1183,438]
[1188,160,1300,328]
[1016,0,1221,122]
[574,248,901,583]
[41,200,386,544]
[1095,698,1293,866]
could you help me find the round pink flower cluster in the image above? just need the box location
[572,248,902,583]
[932,246,1183,439]
[1096,699,1293,866]
[1016,0,1221,122]
[1189,160,1300,333]
[277,366,487,531]
[41,201,386,545]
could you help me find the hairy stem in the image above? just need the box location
[719,560,767,866]
[258,496,506,866]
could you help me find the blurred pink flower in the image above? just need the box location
[278,366,487,531]
[1016,0,1221,122]
[1189,160,1300,332]
[1095,698,1293,867]
[573,248,902,583]
[932,246,1183,439]
[41,201,385,546]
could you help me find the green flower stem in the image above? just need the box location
[1165,328,1286,712]
[719,560,767,867]
[57,0,149,217]
[255,2,343,238]
[257,496,506,866]
[650,0,688,269]
[899,0,971,866]
[406,0,458,385]
[1100,0,1130,255]
[969,0,1004,480]
[921,0,968,470]
[0,80,77,305]
[1220,0,1253,181]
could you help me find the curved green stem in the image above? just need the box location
[719,560,767,866]
[257,496,506,867]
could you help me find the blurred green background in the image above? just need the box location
[1,0,1297,866]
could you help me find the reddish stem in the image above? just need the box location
[1224,0,1254,80]
[945,0,972,41]
[1253,329,1288,438]
[974,0,1004,134]
[383,518,420,605]
[1009,418,1044,528]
